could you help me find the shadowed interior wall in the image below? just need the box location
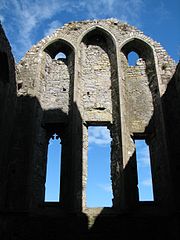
[162,62,180,211]
[0,24,16,210]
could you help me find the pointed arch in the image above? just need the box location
[120,37,159,93]
[78,25,117,47]
[121,37,155,61]
[43,38,75,59]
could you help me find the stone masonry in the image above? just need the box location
[0,19,180,239]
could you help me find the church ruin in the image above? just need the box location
[0,19,180,239]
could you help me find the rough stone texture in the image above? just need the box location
[125,59,154,132]
[0,19,180,239]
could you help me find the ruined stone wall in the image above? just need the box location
[42,55,70,112]
[0,24,16,209]
[14,19,177,211]
[125,59,154,133]
[1,18,180,240]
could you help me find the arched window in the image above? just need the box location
[45,133,62,202]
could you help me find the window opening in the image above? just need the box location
[45,133,62,202]
[55,52,66,60]
[87,126,112,207]
[128,51,140,66]
[135,139,154,201]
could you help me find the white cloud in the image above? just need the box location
[16,1,63,42]
[138,151,151,166]
[88,127,111,146]
[135,140,151,167]
[97,183,112,193]
[0,0,145,61]
[141,178,153,187]
[80,0,144,22]
[0,0,69,61]
[44,20,62,36]
[0,15,4,23]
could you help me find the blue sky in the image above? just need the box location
[45,136,61,202]
[135,140,154,201]
[0,0,179,205]
[87,127,113,207]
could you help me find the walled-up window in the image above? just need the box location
[87,126,112,207]
[43,40,74,113]
[0,52,9,83]
[128,51,140,66]
[135,139,154,201]
[81,29,113,114]
[45,133,62,202]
